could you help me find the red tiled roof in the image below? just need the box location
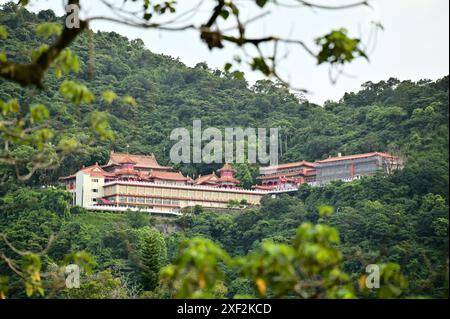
[117,155,137,164]
[217,163,236,173]
[316,152,399,164]
[59,162,115,180]
[59,174,76,180]
[114,168,141,176]
[195,173,219,185]
[257,169,315,180]
[218,176,240,184]
[149,170,189,181]
[261,160,316,172]
[104,152,172,170]
[80,163,115,177]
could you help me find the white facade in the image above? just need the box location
[74,171,105,207]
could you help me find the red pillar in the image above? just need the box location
[351,161,355,178]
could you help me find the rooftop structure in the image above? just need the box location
[60,152,266,213]
[255,160,316,191]
[194,163,240,188]
[313,152,402,185]
[103,151,172,172]
[255,151,402,189]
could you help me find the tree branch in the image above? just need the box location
[0,0,87,87]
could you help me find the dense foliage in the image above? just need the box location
[0,5,448,299]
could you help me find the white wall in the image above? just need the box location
[75,172,105,207]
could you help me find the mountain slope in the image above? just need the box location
[1,5,448,194]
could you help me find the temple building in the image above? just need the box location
[59,152,267,214]
[194,163,240,188]
[313,152,402,185]
[254,160,316,191]
[255,151,402,189]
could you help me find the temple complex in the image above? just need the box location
[60,151,402,214]
[59,152,266,213]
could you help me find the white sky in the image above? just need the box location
[2,0,449,104]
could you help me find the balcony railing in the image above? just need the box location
[103,180,270,194]
[84,204,182,215]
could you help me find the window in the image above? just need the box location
[92,189,98,193]
[92,198,97,202]
[92,179,99,183]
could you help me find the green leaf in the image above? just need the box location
[102,90,118,104]
[36,22,62,38]
[318,205,334,217]
[54,49,80,76]
[232,71,245,80]
[55,67,62,79]
[30,104,49,124]
[250,57,271,76]
[0,276,9,299]
[315,28,368,65]
[0,25,8,39]
[59,80,94,105]
[122,95,137,107]
[33,129,54,149]
[143,13,152,21]
[220,9,230,20]
[0,99,20,116]
[57,137,80,153]
[224,62,232,73]
[256,0,269,8]
[25,282,33,297]
[31,44,49,63]
[63,251,97,275]
[89,111,114,141]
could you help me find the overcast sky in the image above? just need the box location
[3,0,449,104]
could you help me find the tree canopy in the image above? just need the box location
[0,4,448,299]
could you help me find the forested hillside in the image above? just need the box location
[1,4,448,189]
[0,4,448,299]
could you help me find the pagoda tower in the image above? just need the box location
[115,155,141,180]
[217,163,240,188]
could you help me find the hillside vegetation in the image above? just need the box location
[0,5,448,299]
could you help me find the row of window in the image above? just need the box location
[116,187,259,202]
[110,196,180,206]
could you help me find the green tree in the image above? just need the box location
[135,227,167,291]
